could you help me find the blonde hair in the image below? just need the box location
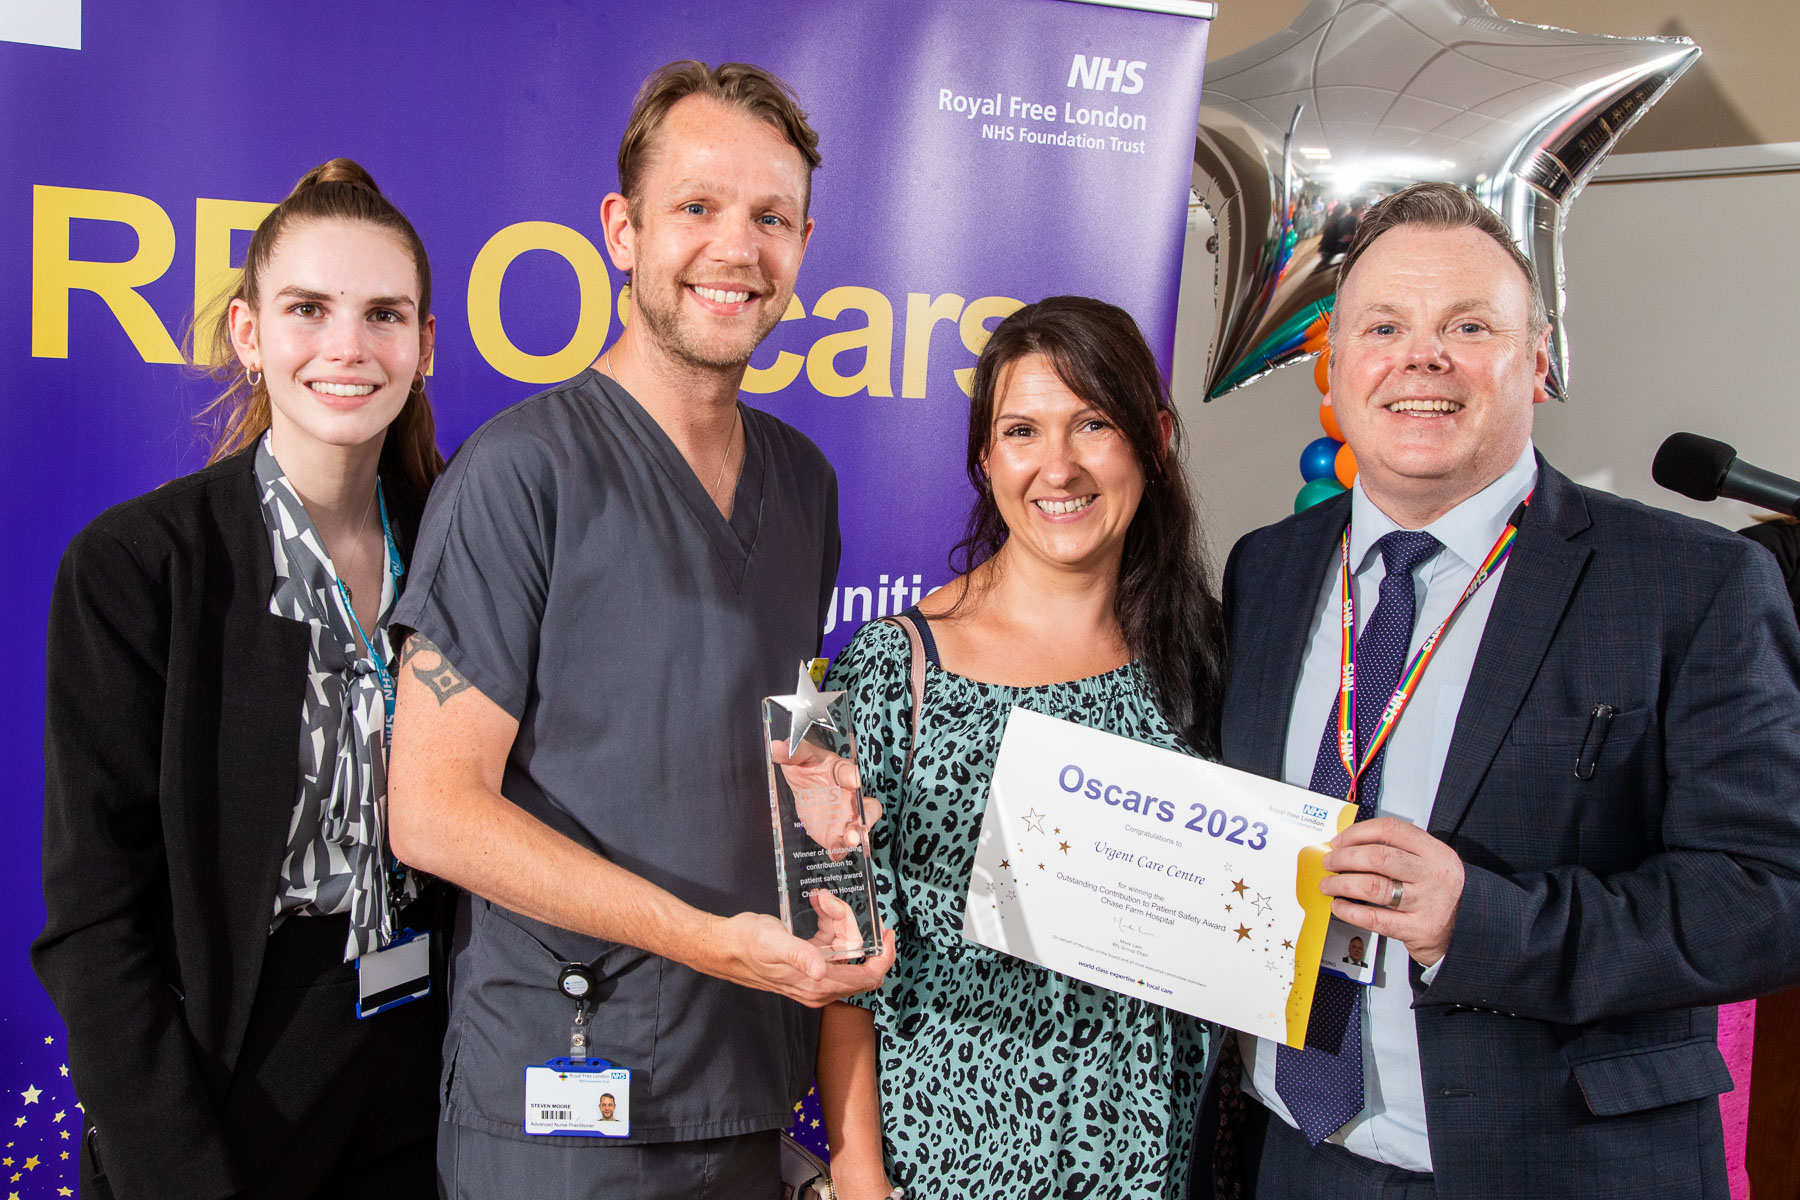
[617,61,821,219]
[197,157,444,497]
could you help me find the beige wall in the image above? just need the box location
[1203,0,1800,152]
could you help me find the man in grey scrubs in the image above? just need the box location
[387,61,895,1197]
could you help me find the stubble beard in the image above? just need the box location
[630,272,786,372]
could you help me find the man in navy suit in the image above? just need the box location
[1190,182,1800,1200]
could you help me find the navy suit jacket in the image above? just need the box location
[1190,455,1800,1200]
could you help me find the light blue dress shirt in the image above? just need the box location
[1239,441,1539,1172]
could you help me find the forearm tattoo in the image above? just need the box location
[404,634,473,705]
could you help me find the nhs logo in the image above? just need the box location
[1067,54,1146,95]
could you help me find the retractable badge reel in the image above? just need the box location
[524,963,632,1138]
[559,963,597,1059]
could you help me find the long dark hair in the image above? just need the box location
[196,157,444,499]
[950,296,1223,752]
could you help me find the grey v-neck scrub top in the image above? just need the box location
[394,370,840,1144]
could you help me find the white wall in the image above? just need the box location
[1172,170,1800,580]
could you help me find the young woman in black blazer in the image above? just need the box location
[34,159,448,1200]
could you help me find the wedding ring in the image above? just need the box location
[1388,879,1406,909]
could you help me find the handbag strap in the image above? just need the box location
[881,613,927,777]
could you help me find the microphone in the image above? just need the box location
[1652,433,1800,518]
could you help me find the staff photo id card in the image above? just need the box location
[524,1058,632,1138]
[962,708,1357,1048]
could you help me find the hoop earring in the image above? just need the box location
[245,368,262,387]
[410,376,426,397]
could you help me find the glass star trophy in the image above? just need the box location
[762,662,882,962]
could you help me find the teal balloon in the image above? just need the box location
[1295,477,1347,513]
[1300,436,1343,482]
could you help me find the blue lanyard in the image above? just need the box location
[333,483,405,744]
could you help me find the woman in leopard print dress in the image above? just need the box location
[816,296,1226,1200]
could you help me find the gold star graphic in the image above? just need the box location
[999,859,1009,869]
[1282,940,1294,949]
[1023,808,1048,834]
[1224,904,1232,912]
[1235,924,1252,942]
[10,1119,21,1129]
[60,1190,74,1198]
[1232,879,1248,897]
[58,1131,69,1140]
[1058,841,1070,854]
[42,1037,52,1046]
[1038,863,1045,870]
[810,1118,820,1129]
[21,1158,36,1172]
[52,1111,64,1124]
[18,1088,39,1106]
[1054,827,1061,834]
[0,1159,9,1167]
[59,1153,68,1161]
[57,1066,67,1078]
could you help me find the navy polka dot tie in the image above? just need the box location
[1275,529,1441,1145]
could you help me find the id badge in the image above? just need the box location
[1318,916,1377,986]
[525,1057,632,1137]
[355,929,431,1018]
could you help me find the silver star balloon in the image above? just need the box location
[1194,0,1699,401]
[769,662,845,755]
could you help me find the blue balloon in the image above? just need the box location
[1300,436,1343,482]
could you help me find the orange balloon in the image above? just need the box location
[1305,315,1329,341]
[1335,441,1357,488]
[1313,349,1330,395]
[1319,400,1342,441]
[1302,331,1330,356]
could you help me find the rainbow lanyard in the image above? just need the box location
[1334,492,1532,808]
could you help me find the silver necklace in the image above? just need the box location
[605,350,741,501]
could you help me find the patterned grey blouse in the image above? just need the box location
[256,435,414,960]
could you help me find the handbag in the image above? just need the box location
[780,1132,836,1200]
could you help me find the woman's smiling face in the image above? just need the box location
[984,352,1154,578]
[230,217,434,456]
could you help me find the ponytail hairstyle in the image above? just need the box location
[197,157,444,498]
[950,296,1224,753]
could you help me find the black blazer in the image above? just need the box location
[31,447,424,1199]
[1191,457,1800,1200]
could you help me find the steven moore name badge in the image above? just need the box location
[962,707,1356,1048]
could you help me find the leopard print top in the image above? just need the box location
[829,618,1210,1200]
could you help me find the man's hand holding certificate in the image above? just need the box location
[962,708,1356,1047]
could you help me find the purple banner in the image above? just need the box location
[1,0,1208,1180]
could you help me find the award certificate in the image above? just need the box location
[962,707,1356,1047]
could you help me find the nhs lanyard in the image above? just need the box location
[333,483,405,743]
[1335,493,1531,807]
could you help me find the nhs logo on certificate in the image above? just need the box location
[962,707,1356,1048]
